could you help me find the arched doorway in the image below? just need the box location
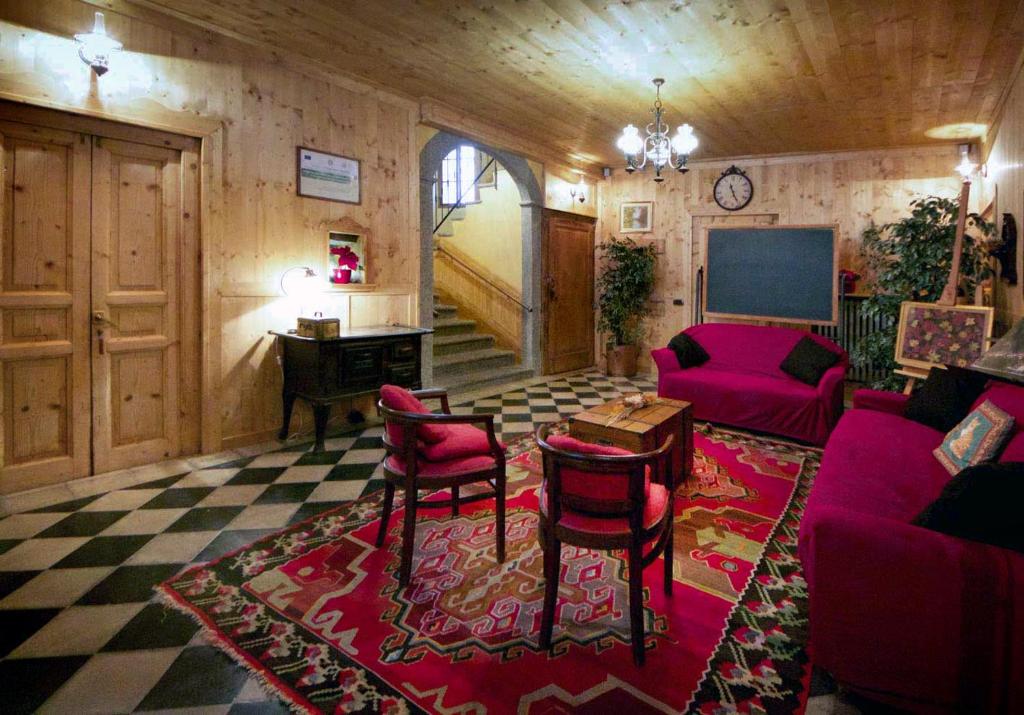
[419,131,543,388]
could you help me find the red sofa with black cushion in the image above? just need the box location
[799,381,1024,713]
[651,323,847,445]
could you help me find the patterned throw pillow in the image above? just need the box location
[933,400,1015,475]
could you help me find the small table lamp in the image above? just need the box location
[972,318,1024,382]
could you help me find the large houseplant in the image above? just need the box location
[853,195,995,390]
[597,236,657,376]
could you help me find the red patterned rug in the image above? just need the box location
[158,424,819,714]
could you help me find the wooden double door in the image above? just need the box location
[0,107,200,494]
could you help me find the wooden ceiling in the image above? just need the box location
[131,0,1024,166]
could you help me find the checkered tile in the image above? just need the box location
[0,371,657,714]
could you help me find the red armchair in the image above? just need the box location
[535,427,675,666]
[378,385,506,587]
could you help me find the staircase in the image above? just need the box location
[432,297,534,394]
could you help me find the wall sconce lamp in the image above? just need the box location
[75,12,123,76]
[955,143,977,181]
[569,174,587,204]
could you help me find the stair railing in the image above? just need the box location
[432,156,496,235]
[433,243,533,313]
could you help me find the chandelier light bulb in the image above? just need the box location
[75,12,123,76]
[617,124,643,156]
[672,124,698,155]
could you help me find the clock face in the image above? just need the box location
[714,170,753,211]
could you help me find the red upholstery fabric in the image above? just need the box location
[419,423,503,462]
[799,384,1024,712]
[384,454,497,479]
[851,388,910,415]
[999,431,1024,462]
[380,385,446,445]
[971,380,1024,433]
[652,324,846,445]
[539,481,668,536]
[544,435,649,513]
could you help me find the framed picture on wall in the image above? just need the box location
[297,146,360,204]
[620,201,653,233]
[895,301,995,372]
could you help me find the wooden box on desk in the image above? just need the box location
[568,395,693,484]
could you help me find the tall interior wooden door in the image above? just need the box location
[542,210,595,374]
[0,107,199,494]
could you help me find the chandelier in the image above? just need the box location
[616,78,698,182]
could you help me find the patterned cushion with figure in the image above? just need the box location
[933,400,1015,475]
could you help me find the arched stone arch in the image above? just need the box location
[419,131,543,386]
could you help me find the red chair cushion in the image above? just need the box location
[384,454,498,480]
[539,481,669,537]
[420,423,504,462]
[380,384,446,445]
[545,434,650,514]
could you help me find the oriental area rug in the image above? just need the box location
[158,424,819,714]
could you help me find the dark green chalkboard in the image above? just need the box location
[703,225,837,325]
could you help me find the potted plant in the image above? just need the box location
[597,236,657,377]
[853,195,995,390]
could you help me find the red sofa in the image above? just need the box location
[651,323,847,445]
[800,382,1024,713]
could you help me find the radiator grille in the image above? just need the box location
[814,295,892,385]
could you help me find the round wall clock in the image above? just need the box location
[713,165,753,211]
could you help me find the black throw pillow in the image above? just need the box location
[779,336,840,386]
[668,333,709,369]
[913,462,1024,553]
[904,366,990,432]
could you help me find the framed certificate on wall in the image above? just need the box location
[297,146,360,204]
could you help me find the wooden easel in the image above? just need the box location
[899,177,972,395]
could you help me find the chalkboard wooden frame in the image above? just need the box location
[702,224,839,325]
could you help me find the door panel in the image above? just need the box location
[543,211,595,374]
[91,137,182,473]
[0,122,91,493]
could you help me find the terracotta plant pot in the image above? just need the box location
[606,344,639,377]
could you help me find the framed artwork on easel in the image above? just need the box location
[895,301,995,372]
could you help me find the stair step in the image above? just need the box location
[434,347,516,376]
[435,365,537,396]
[432,332,496,356]
[433,317,477,336]
[433,303,458,318]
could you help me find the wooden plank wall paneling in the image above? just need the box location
[595,145,965,374]
[0,0,419,448]
[984,59,1024,326]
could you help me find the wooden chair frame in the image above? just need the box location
[535,424,675,666]
[377,389,506,587]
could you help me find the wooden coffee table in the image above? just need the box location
[568,394,693,486]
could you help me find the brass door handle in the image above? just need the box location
[93,311,118,329]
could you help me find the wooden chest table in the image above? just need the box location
[569,395,693,485]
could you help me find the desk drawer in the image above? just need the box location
[390,339,417,364]
[387,363,419,387]
[342,345,384,385]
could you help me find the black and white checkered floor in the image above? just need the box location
[1,372,664,714]
[0,370,863,715]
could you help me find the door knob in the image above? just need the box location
[92,311,117,328]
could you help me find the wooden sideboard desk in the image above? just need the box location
[270,325,432,451]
